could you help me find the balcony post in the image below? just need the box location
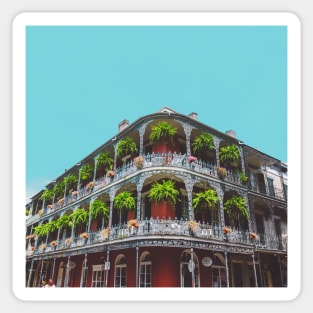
[252,254,258,287]
[224,251,230,287]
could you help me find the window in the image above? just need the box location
[114,255,127,287]
[283,183,288,200]
[139,252,152,287]
[180,250,199,287]
[267,177,275,197]
[249,173,257,191]
[212,253,227,287]
[92,264,105,287]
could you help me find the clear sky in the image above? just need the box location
[26,25,287,204]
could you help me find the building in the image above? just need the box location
[25,107,287,288]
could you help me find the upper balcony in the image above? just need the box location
[26,151,286,223]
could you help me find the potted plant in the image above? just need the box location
[134,156,144,169]
[80,164,94,184]
[113,191,136,223]
[100,228,110,240]
[33,222,50,238]
[219,144,240,168]
[55,214,73,231]
[188,220,199,235]
[116,137,138,160]
[237,171,249,184]
[192,189,220,223]
[57,198,64,206]
[148,179,180,219]
[106,170,115,178]
[223,226,231,234]
[216,166,227,179]
[192,132,215,161]
[71,208,88,226]
[149,121,177,154]
[90,199,109,230]
[223,195,249,230]
[50,240,58,247]
[40,188,54,202]
[80,232,89,239]
[65,237,72,246]
[127,219,139,228]
[96,151,114,175]
[63,174,78,195]
[86,181,94,190]
[249,232,259,240]
[188,156,197,163]
[52,181,66,199]
[39,243,46,251]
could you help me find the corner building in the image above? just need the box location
[25,107,287,288]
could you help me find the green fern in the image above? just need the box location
[149,121,177,143]
[114,191,136,211]
[148,179,180,204]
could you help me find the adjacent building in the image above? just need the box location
[25,107,287,288]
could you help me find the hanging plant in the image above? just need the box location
[149,121,177,144]
[55,214,73,230]
[63,174,78,191]
[96,151,114,171]
[52,181,65,198]
[116,137,138,158]
[90,199,109,220]
[148,179,180,205]
[70,208,89,225]
[237,171,249,184]
[219,144,240,168]
[80,164,94,182]
[192,189,220,213]
[40,188,54,201]
[192,132,215,155]
[33,223,50,237]
[223,195,248,228]
[113,191,136,212]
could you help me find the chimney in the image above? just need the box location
[188,112,198,121]
[226,130,236,138]
[118,119,129,133]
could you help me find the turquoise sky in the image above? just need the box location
[26,25,287,203]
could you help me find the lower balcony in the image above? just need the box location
[26,218,287,256]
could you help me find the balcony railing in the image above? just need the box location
[26,153,287,222]
[34,153,242,216]
[26,218,287,256]
[248,182,287,201]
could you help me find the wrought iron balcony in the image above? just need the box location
[26,218,287,256]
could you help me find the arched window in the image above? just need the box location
[212,253,227,287]
[114,255,127,287]
[180,250,200,287]
[139,252,152,287]
[92,257,105,287]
